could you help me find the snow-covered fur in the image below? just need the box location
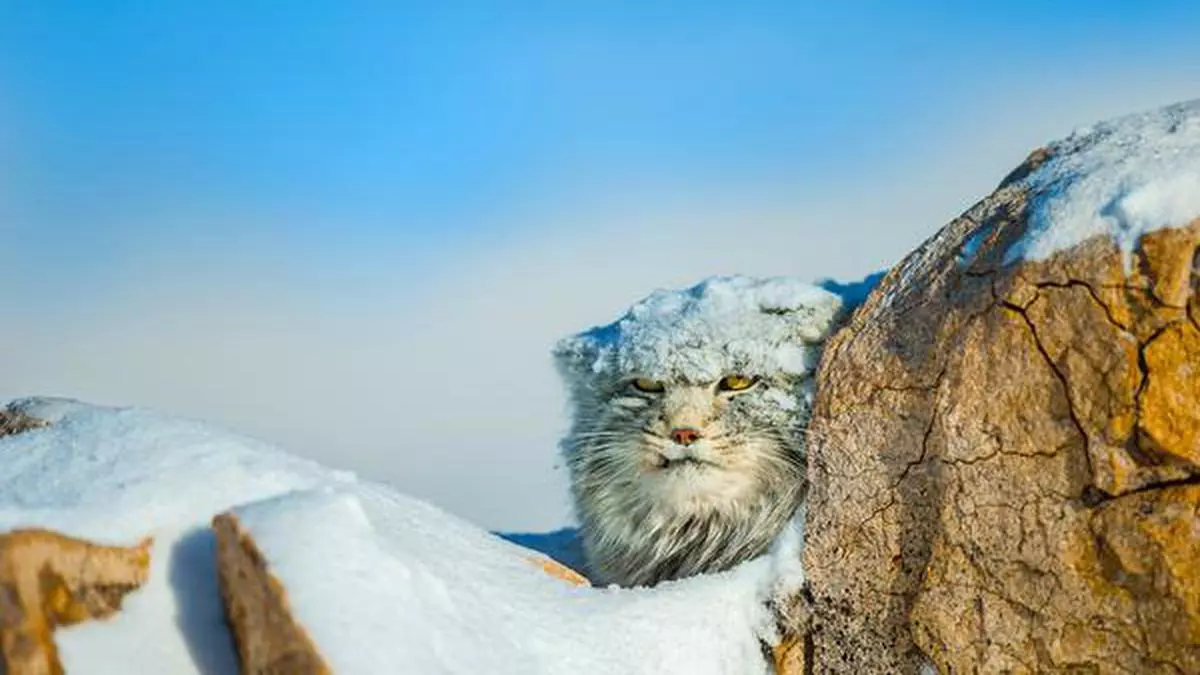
[554,276,844,587]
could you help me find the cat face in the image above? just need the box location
[565,370,806,514]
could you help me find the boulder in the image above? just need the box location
[797,103,1200,672]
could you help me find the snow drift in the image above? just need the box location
[0,397,797,674]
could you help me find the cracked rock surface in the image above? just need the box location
[796,147,1200,673]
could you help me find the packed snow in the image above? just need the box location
[0,397,341,674]
[554,275,845,384]
[0,397,799,674]
[1006,98,1200,266]
[239,485,802,675]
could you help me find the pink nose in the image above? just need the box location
[670,427,702,446]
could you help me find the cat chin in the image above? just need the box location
[639,463,755,509]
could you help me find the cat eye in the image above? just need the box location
[717,374,757,392]
[630,378,666,393]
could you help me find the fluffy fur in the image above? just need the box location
[554,276,844,587]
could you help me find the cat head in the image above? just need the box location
[554,275,845,513]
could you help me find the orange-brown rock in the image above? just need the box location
[792,142,1200,673]
[0,529,152,675]
[213,512,332,675]
[772,634,806,674]
[526,554,591,587]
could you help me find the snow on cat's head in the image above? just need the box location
[555,275,843,385]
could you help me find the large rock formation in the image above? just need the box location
[799,103,1200,672]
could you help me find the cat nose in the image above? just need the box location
[670,427,702,446]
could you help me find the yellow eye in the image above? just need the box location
[631,378,665,393]
[717,374,756,392]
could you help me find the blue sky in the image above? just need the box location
[6,2,1197,280]
[2,2,1199,528]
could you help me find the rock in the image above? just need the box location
[212,512,332,675]
[525,553,591,587]
[796,103,1200,673]
[0,406,47,439]
[0,529,152,675]
[772,637,806,674]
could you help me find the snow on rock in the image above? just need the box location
[236,485,789,675]
[1006,98,1200,265]
[0,397,791,674]
[554,275,845,383]
[0,397,338,674]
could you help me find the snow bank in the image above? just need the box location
[0,397,339,674]
[0,397,791,674]
[238,485,791,675]
[1006,99,1200,265]
[555,275,844,383]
